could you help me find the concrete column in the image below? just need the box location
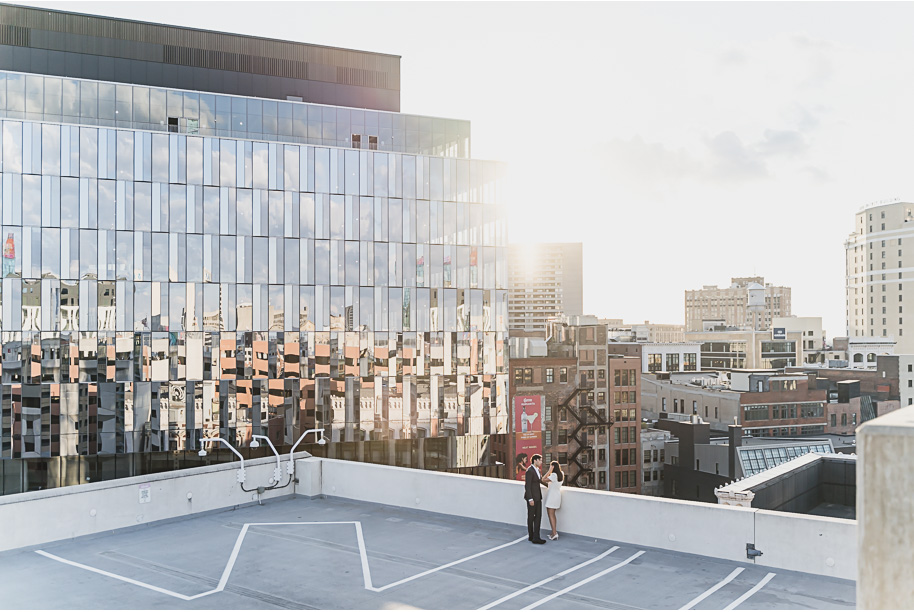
[857,406,914,608]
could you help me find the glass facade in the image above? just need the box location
[0,70,509,494]
[0,72,470,157]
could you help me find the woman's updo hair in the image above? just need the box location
[551,461,564,482]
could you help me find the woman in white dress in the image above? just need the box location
[541,461,563,540]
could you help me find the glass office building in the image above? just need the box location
[0,6,508,494]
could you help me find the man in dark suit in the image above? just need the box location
[524,454,546,544]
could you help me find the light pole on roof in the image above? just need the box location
[198,437,246,483]
[251,434,282,484]
[288,428,327,476]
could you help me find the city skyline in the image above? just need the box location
[0,6,907,606]
[19,1,914,339]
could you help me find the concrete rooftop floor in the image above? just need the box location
[1,496,856,610]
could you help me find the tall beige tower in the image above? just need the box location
[508,243,583,333]
[684,277,791,332]
[846,201,914,353]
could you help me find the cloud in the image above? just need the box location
[704,131,768,180]
[789,33,835,51]
[602,136,702,185]
[702,126,814,181]
[756,129,809,158]
[799,54,834,89]
[799,165,831,182]
[784,103,827,133]
[718,46,749,67]
[602,123,819,188]
[785,32,838,89]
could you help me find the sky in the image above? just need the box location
[20,1,914,338]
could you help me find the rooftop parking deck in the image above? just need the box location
[4,406,913,608]
[1,495,855,610]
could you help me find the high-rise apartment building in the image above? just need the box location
[507,242,583,333]
[0,5,508,494]
[846,201,914,353]
[685,276,791,332]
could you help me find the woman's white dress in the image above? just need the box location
[544,473,562,509]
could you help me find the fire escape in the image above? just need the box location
[560,375,614,487]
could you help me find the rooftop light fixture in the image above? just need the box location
[251,435,282,484]
[198,437,246,483]
[287,428,327,476]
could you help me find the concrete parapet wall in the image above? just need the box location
[754,510,856,579]
[313,457,525,525]
[0,453,856,581]
[304,458,855,580]
[0,453,309,553]
[857,406,914,608]
[560,484,756,564]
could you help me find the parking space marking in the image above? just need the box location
[36,521,526,602]
[679,567,745,610]
[215,523,250,594]
[521,550,646,610]
[371,535,527,592]
[478,546,620,610]
[724,572,776,610]
[36,550,211,601]
[354,521,374,590]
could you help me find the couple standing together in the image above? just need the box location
[523,454,563,544]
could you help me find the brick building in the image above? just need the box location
[507,316,640,493]
[733,372,828,436]
[508,354,578,476]
[786,365,898,402]
[608,354,642,492]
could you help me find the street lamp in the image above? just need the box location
[198,437,246,483]
[287,428,327,476]
[251,434,282,484]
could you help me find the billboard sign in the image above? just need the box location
[514,395,543,480]
[773,327,786,340]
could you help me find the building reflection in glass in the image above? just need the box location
[0,71,509,494]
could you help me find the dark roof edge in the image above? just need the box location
[1,2,402,60]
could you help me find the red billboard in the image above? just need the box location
[514,395,543,480]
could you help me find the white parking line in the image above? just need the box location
[478,546,620,610]
[36,521,526,601]
[679,567,745,610]
[35,550,206,601]
[724,572,776,610]
[371,536,528,592]
[354,521,374,590]
[211,523,250,596]
[521,550,646,610]
[37,521,362,601]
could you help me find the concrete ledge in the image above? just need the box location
[754,509,855,579]
[0,453,858,580]
[313,458,528,526]
[306,458,855,579]
[0,451,311,552]
[0,493,297,554]
[559,485,756,565]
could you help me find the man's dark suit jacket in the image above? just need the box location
[524,466,542,502]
